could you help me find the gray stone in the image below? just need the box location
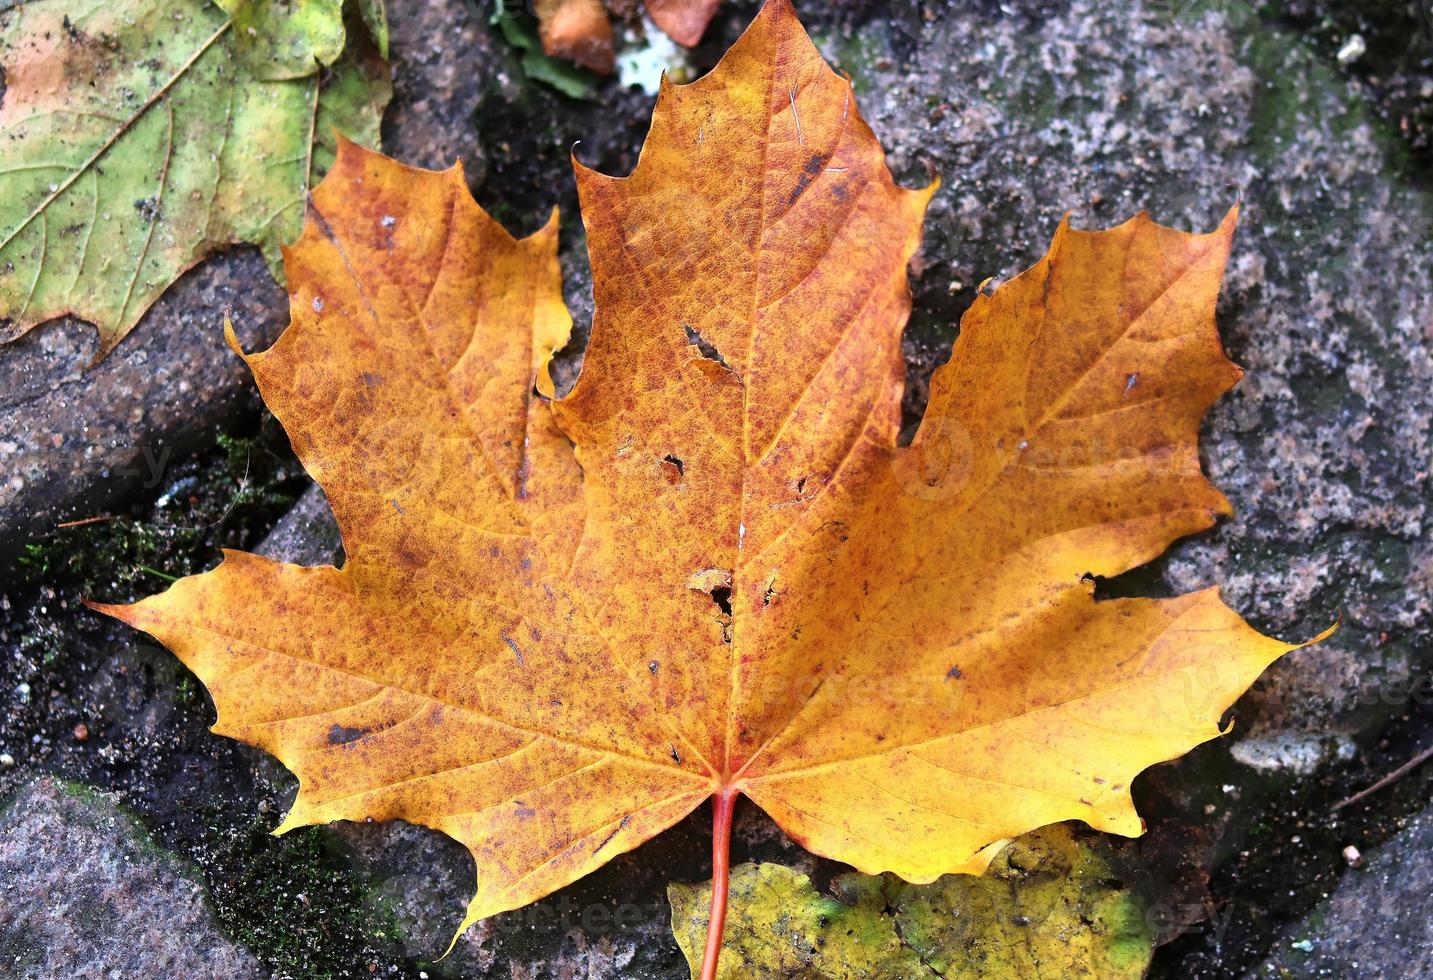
[1248,800,1433,977]
[1229,731,1358,778]
[0,251,285,557]
[384,2,493,178]
[322,817,482,969]
[255,483,342,569]
[0,776,265,980]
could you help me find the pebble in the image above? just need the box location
[1337,34,1367,65]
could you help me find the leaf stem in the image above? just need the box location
[698,787,738,980]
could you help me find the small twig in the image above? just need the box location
[150,442,253,534]
[56,514,116,529]
[136,564,180,583]
[199,443,253,529]
[1333,743,1433,811]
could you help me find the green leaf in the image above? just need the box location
[668,827,1157,979]
[354,0,388,59]
[488,0,598,101]
[214,0,345,81]
[313,22,390,182]
[0,0,390,356]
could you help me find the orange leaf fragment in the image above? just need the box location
[536,0,616,74]
[647,0,724,46]
[534,0,723,73]
[93,1,1326,973]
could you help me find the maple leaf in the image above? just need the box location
[91,1,1324,974]
[535,0,722,74]
[0,0,389,357]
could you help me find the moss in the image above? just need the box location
[1249,0,1433,175]
[10,417,304,603]
[823,26,886,94]
[201,818,407,978]
[1232,2,1433,229]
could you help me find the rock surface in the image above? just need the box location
[0,776,264,979]
[256,483,342,569]
[1249,799,1433,978]
[0,251,285,557]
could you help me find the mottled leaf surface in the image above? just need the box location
[95,0,1319,953]
[0,0,389,356]
[216,0,344,80]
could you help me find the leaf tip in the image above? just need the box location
[1299,614,1342,650]
[271,808,307,837]
[569,140,600,180]
[82,597,131,623]
[222,314,247,360]
[1211,201,1241,249]
[965,837,1012,875]
[445,155,469,191]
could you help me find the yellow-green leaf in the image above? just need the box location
[215,0,345,80]
[669,827,1157,979]
[0,0,389,357]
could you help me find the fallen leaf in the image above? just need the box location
[669,826,1156,978]
[534,0,722,73]
[491,2,601,100]
[0,0,390,357]
[216,0,345,80]
[354,0,389,59]
[646,0,724,46]
[535,0,616,74]
[92,1,1324,975]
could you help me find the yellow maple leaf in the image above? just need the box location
[91,2,1326,975]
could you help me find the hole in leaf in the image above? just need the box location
[682,323,729,368]
[1088,563,1178,602]
[710,585,732,617]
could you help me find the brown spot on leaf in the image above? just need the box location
[327,724,367,746]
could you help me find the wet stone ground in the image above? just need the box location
[1,1,1431,977]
